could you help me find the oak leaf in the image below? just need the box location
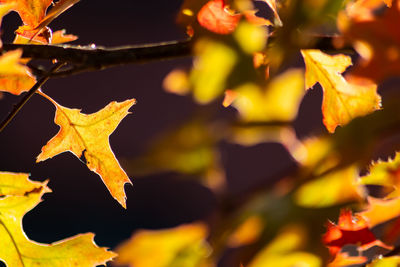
[322,209,392,257]
[0,171,116,266]
[0,50,36,95]
[36,93,135,208]
[301,49,381,133]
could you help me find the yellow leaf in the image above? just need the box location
[115,223,212,267]
[0,50,36,95]
[0,171,116,266]
[368,256,400,267]
[232,69,304,122]
[227,215,264,247]
[295,166,365,208]
[190,39,237,104]
[301,49,381,133]
[248,225,321,267]
[36,92,135,208]
[234,21,267,54]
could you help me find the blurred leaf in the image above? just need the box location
[191,39,237,103]
[115,223,213,267]
[232,69,304,122]
[234,21,268,54]
[248,225,321,267]
[359,196,400,228]
[294,166,365,208]
[227,215,264,247]
[327,252,367,267]
[368,256,400,267]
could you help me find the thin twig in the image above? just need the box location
[0,62,66,133]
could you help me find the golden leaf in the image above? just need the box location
[36,92,135,208]
[301,49,381,133]
[0,171,116,266]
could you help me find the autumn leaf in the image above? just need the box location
[115,223,212,267]
[358,196,400,228]
[322,209,392,257]
[36,92,135,208]
[227,215,264,247]
[368,256,400,267]
[327,252,367,267]
[301,49,381,133]
[338,0,400,82]
[0,171,116,266]
[0,50,36,95]
[248,225,321,267]
[197,0,241,34]
[294,166,365,208]
[260,0,282,26]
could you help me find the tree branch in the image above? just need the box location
[1,39,193,77]
[0,62,65,133]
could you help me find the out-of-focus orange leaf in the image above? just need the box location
[163,69,190,95]
[301,49,381,133]
[197,0,241,34]
[115,223,212,267]
[327,252,367,267]
[322,209,392,257]
[295,166,364,208]
[359,196,400,227]
[0,171,116,266]
[339,0,400,82]
[0,50,36,95]
[36,93,135,208]
[248,225,321,267]
[227,215,264,247]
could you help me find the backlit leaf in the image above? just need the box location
[359,196,400,227]
[248,225,321,267]
[301,49,381,133]
[0,50,36,95]
[322,209,392,257]
[115,223,212,267]
[36,93,135,208]
[0,171,116,266]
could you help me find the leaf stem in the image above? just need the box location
[0,62,66,133]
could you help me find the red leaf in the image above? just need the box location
[322,209,392,257]
[197,0,241,34]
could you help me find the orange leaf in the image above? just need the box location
[301,49,381,133]
[339,0,400,82]
[0,50,36,95]
[359,196,400,227]
[327,252,367,267]
[36,93,136,208]
[0,0,52,27]
[197,0,241,34]
[0,171,116,266]
[322,209,392,257]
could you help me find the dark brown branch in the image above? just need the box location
[2,39,193,77]
[0,62,65,133]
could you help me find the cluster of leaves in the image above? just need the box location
[2,0,400,266]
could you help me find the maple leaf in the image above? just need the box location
[301,49,381,133]
[322,209,392,257]
[36,92,136,208]
[0,50,36,95]
[0,171,116,266]
[115,223,212,267]
[339,0,400,82]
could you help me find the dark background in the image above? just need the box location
[0,0,324,265]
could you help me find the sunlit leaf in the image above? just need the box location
[248,225,321,267]
[0,50,36,95]
[0,171,116,266]
[295,166,364,208]
[301,49,381,133]
[368,256,400,267]
[36,93,135,208]
[115,223,212,267]
[359,196,400,227]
